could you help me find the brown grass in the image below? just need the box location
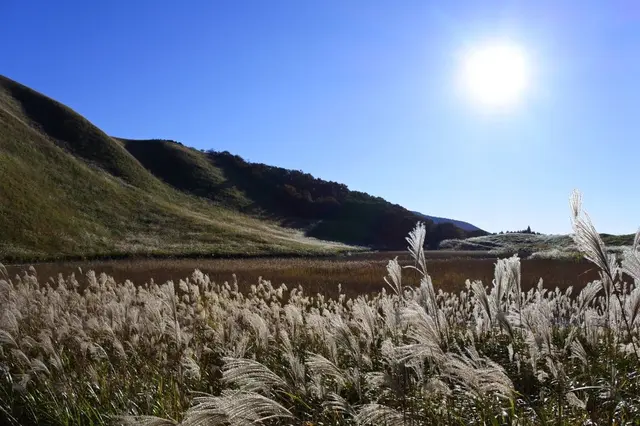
[4,251,604,299]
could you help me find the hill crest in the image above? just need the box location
[411,211,483,232]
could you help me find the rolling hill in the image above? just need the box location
[0,75,484,261]
[411,211,483,232]
[439,232,636,258]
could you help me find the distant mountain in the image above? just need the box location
[411,211,484,232]
[0,74,485,261]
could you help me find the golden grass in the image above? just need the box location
[5,251,602,298]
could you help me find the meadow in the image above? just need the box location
[1,192,639,425]
[4,251,603,301]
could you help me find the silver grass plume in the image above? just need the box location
[180,351,202,381]
[322,392,356,417]
[329,314,367,366]
[626,285,640,326]
[181,390,294,426]
[0,330,17,348]
[493,258,509,311]
[279,330,306,394]
[471,280,493,324]
[570,339,589,369]
[443,349,515,401]
[395,301,446,365]
[565,391,587,410]
[305,351,348,389]
[406,221,428,276]
[222,357,289,394]
[496,311,515,341]
[115,416,177,426]
[242,309,271,351]
[0,263,7,281]
[570,190,618,286]
[384,257,403,298]
[425,376,452,396]
[364,371,386,391]
[416,274,440,322]
[492,255,522,315]
[576,280,603,317]
[354,403,406,426]
[622,229,640,283]
[351,299,378,347]
[28,358,50,376]
[571,190,639,358]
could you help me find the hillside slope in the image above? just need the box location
[0,76,352,261]
[120,140,488,249]
[440,232,636,257]
[411,211,482,232]
[0,75,484,261]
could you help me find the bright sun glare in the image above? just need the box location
[461,42,528,109]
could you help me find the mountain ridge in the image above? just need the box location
[411,211,483,232]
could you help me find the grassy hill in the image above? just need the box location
[411,211,482,232]
[120,140,488,249]
[0,75,484,261]
[0,76,353,261]
[440,232,636,258]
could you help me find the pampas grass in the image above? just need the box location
[1,191,639,425]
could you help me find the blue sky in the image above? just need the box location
[2,0,639,234]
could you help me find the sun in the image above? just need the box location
[460,42,529,108]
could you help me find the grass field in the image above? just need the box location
[4,251,603,299]
[1,192,640,425]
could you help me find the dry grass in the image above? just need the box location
[2,192,638,426]
[1,221,639,425]
[5,251,602,298]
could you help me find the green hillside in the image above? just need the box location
[0,75,484,261]
[117,138,253,210]
[120,140,488,249]
[0,76,351,261]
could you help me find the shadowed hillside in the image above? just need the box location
[0,76,158,189]
[121,139,488,250]
[411,211,482,232]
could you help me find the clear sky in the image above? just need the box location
[2,0,639,234]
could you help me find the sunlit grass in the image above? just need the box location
[1,192,639,425]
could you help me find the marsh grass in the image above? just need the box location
[5,252,602,300]
[1,191,639,425]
